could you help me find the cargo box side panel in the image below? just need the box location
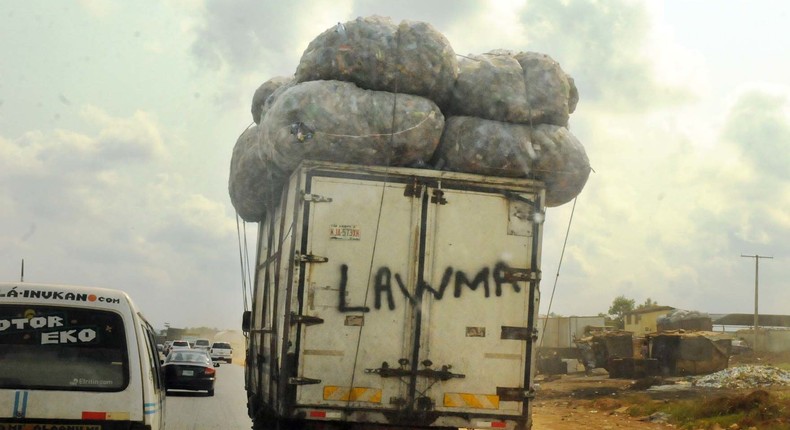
[295,173,421,412]
[271,172,303,413]
[420,186,541,417]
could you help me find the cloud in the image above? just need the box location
[188,0,487,78]
[189,0,350,76]
[721,90,790,181]
[78,0,115,18]
[515,0,695,112]
[0,106,242,327]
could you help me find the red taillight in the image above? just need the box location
[205,367,216,376]
[309,411,326,418]
[82,411,106,420]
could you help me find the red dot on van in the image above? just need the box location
[88,294,97,302]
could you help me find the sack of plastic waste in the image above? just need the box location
[260,79,445,175]
[434,116,590,206]
[295,16,458,108]
[228,125,287,222]
[251,76,292,124]
[448,50,578,127]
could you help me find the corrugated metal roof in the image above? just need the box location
[711,313,790,327]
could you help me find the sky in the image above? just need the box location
[1,0,788,331]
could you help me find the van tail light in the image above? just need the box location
[204,367,216,376]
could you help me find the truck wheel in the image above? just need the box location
[227,359,232,364]
[208,388,215,397]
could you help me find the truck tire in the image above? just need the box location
[227,358,232,364]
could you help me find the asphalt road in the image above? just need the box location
[164,363,252,430]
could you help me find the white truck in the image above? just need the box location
[242,161,545,430]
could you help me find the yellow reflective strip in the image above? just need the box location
[323,386,382,403]
[444,393,500,409]
[444,393,460,407]
[106,411,130,420]
[323,386,339,400]
[462,393,483,408]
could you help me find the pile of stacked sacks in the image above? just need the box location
[229,15,591,222]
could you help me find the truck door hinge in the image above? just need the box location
[288,376,322,385]
[290,312,324,326]
[302,193,333,203]
[497,386,536,401]
[297,253,328,263]
[431,189,447,205]
[500,326,538,341]
[404,179,422,198]
[502,268,539,283]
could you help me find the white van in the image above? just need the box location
[0,282,165,429]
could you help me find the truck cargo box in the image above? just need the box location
[244,161,545,430]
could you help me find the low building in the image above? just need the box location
[623,306,675,334]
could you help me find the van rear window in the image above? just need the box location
[0,305,129,391]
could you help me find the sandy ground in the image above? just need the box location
[531,372,676,429]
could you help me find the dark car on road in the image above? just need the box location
[162,349,218,396]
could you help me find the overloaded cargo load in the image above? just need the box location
[295,15,458,108]
[230,80,445,221]
[250,76,291,125]
[229,15,592,222]
[448,50,578,127]
[435,117,589,207]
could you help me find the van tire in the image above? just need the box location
[227,359,232,364]
[208,388,215,396]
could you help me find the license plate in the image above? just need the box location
[182,370,194,376]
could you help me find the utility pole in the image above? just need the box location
[741,254,773,351]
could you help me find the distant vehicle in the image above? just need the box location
[162,349,217,396]
[194,338,210,351]
[0,282,166,429]
[163,340,173,355]
[157,343,164,353]
[171,340,190,349]
[209,342,233,364]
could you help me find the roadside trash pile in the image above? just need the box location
[693,365,790,389]
[230,15,591,222]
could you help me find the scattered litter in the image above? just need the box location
[639,411,671,423]
[693,365,790,389]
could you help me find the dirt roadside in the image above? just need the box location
[529,363,790,430]
[531,373,676,429]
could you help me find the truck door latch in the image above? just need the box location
[303,193,332,203]
[366,361,465,381]
[297,253,328,263]
[290,312,324,326]
[288,377,322,385]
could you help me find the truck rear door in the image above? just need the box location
[418,183,540,422]
[295,170,420,411]
[292,165,541,427]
